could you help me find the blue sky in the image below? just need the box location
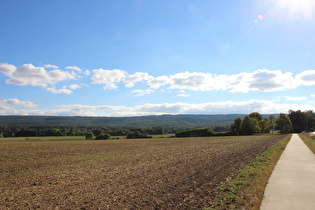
[1,0,315,116]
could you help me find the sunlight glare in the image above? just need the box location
[276,0,315,20]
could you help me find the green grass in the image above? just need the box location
[1,136,86,142]
[269,130,280,134]
[299,133,315,154]
[210,134,291,209]
[0,134,175,142]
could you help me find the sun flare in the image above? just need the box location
[276,0,315,20]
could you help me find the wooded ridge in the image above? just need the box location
[0,114,269,128]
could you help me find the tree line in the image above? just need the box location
[1,110,314,138]
[0,126,168,138]
[230,110,315,135]
[175,110,315,138]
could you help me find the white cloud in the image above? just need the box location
[43,64,59,69]
[69,84,81,90]
[0,99,314,116]
[134,100,315,115]
[311,94,315,97]
[0,63,17,76]
[169,71,228,91]
[85,70,91,75]
[177,90,190,97]
[146,69,298,93]
[296,70,315,86]
[147,75,171,89]
[125,83,135,88]
[178,94,190,97]
[124,72,153,87]
[0,99,37,108]
[47,87,72,95]
[136,102,189,114]
[222,69,296,92]
[246,69,296,92]
[2,64,76,88]
[54,104,132,116]
[4,64,313,95]
[285,96,308,101]
[132,89,154,96]
[66,66,82,72]
[104,83,119,90]
[91,69,126,90]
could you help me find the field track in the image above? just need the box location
[0,135,286,209]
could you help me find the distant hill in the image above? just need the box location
[0,114,272,128]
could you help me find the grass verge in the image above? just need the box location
[209,134,291,210]
[299,132,315,154]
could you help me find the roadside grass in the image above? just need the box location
[269,130,280,135]
[210,134,291,209]
[299,132,315,154]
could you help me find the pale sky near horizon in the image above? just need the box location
[0,0,315,116]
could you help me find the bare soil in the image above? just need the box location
[0,135,285,209]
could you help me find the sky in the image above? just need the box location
[0,0,315,116]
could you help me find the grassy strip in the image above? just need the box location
[25,136,86,141]
[299,133,315,154]
[209,134,291,209]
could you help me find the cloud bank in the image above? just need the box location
[88,68,315,94]
[0,63,77,94]
[1,63,315,96]
[1,98,314,116]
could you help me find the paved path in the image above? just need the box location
[260,134,315,210]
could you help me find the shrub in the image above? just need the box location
[85,131,95,140]
[95,133,111,140]
[126,131,152,139]
[175,127,215,137]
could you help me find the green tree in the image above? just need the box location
[92,128,103,137]
[240,116,256,135]
[304,110,315,131]
[175,127,214,137]
[95,133,111,140]
[275,113,292,133]
[268,114,276,134]
[251,118,261,134]
[288,110,306,132]
[289,110,315,132]
[260,119,269,133]
[249,112,263,122]
[127,131,152,139]
[85,131,95,140]
[154,126,164,135]
[233,117,242,135]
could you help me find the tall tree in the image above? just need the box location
[268,114,276,134]
[275,113,292,133]
[240,116,256,135]
[304,110,315,131]
[249,112,263,122]
[288,110,306,132]
[234,117,242,135]
[260,119,269,133]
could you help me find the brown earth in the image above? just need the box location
[0,135,285,209]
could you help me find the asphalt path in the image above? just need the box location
[260,134,315,210]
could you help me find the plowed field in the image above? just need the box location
[0,135,286,209]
